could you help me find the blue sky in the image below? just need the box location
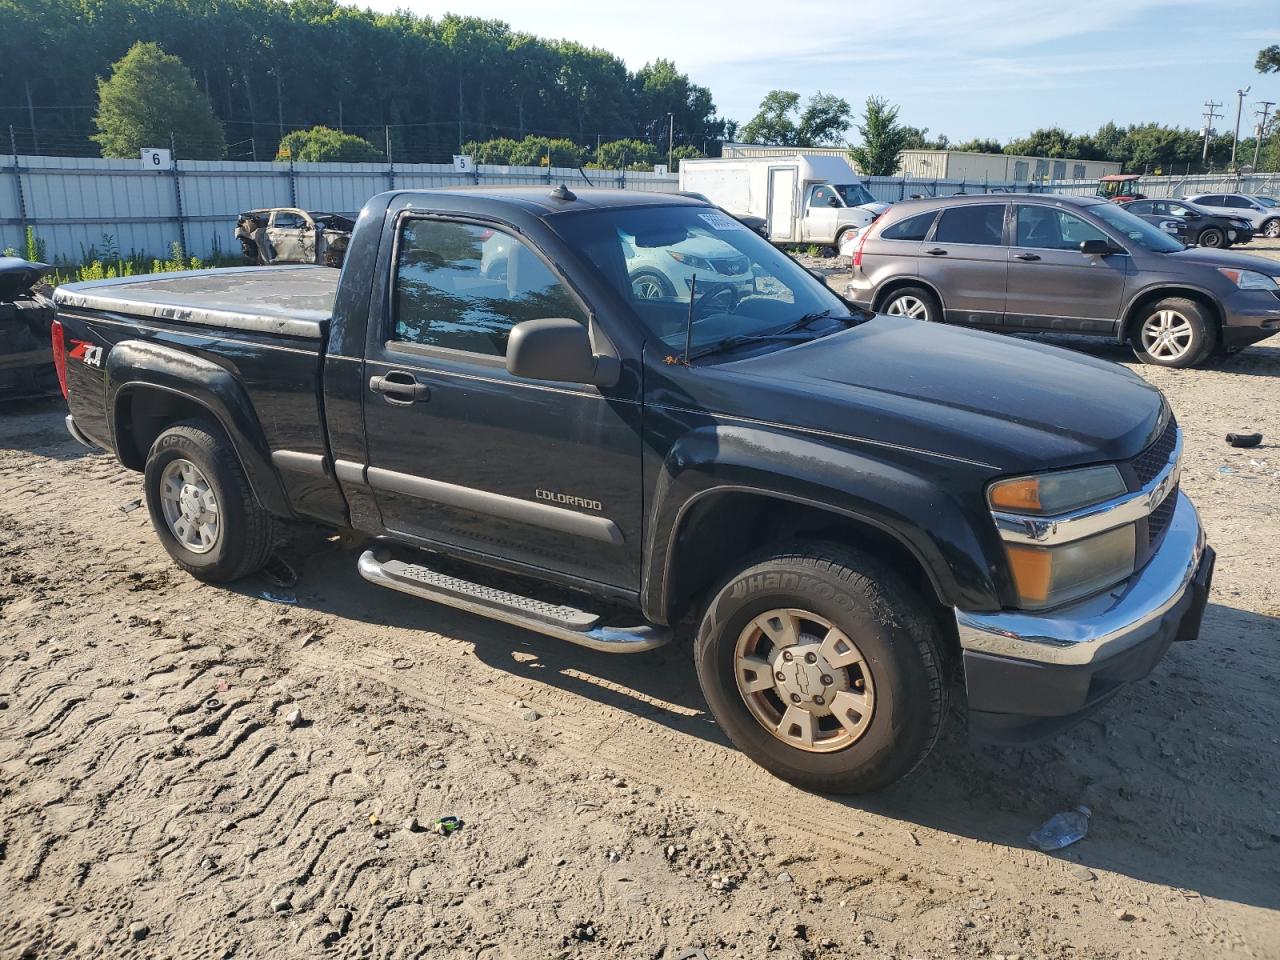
[351,0,1278,142]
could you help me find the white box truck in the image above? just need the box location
[678,154,889,248]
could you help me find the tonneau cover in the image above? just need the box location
[53,265,337,339]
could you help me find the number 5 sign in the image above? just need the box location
[141,147,172,170]
[453,154,473,173]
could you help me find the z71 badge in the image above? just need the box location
[69,341,104,368]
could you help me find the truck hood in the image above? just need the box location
[719,315,1165,473]
[858,202,892,217]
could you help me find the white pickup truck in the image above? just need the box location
[679,154,889,248]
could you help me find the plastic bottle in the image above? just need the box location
[1027,805,1091,851]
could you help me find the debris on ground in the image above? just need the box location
[429,815,462,836]
[1028,806,1091,851]
[1226,432,1263,448]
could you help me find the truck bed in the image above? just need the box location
[53,265,337,339]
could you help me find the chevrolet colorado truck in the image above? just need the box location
[52,187,1214,793]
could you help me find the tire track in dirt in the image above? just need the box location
[1,397,1277,958]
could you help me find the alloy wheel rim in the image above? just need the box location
[1267,220,1280,238]
[632,277,664,299]
[733,608,876,754]
[1140,309,1194,361]
[159,458,220,554]
[886,295,929,320]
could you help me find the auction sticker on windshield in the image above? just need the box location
[698,212,746,231]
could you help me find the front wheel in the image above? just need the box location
[880,285,941,323]
[1130,297,1215,368]
[1197,227,1225,248]
[143,420,276,582]
[629,269,675,300]
[1263,218,1280,239]
[694,544,947,793]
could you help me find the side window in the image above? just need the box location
[1199,195,1224,206]
[392,219,587,357]
[1015,206,1108,250]
[1129,201,1154,215]
[879,210,938,241]
[807,185,838,210]
[934,204,1006,245]
[272,211,305,229]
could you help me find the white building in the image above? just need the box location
[896,149,1120,182]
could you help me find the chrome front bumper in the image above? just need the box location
[956,491,1206,667]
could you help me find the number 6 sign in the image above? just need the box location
[141,147,172,170]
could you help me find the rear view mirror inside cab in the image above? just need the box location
[632,227,691,248]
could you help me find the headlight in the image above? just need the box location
[1004,525,1136,610]
[668,251,712,271]
[988,465,1126,515]
[989,464,1134,610]
[1217,268,1278,290]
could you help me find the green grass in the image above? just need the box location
[4,230,243,287]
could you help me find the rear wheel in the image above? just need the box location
[880,285,942,323]
[1197,227,1225,248]
[1130,297,1215,368]
[694,544,947,793]
[1263,218,1280,239]
[143,420,275,582]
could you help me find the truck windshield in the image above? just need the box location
[833,183,876,206]
[549,204,856,356]
[1090,201,1184,253]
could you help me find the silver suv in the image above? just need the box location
[845,194,1280,367]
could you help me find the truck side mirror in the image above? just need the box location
[506,318,619,388]
[828,197,840,208]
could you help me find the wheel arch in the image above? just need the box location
[1119,285,1223,345]
[657,487,959,647]
[871,276,946,314]
[105,340,291,517]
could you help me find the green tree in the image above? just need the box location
[952,137,1002,153]
[91,41,225,159]
[740,90,850,146]
[901,126,950,150]
[276,125,381,162]
[1256,44,1280,73]
[740,90,801,145]
[797,92,852,146]
[593,138,658,169]
[847,96,910,176]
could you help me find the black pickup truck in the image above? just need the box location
[52,187,1214,793]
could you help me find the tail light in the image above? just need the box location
[51,318,69,399]
[852,228,871,269]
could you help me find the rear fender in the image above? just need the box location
[105,339,291,516]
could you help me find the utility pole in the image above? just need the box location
[1202,100,1222,162]
[1252,101,1275,171]
[1231,86,1251,169]
[667,112,674,171]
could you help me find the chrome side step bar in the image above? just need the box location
[357,550,670,653]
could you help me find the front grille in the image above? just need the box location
[1130,415,1178,486]
[711,255,750,276]
[1147,483,1177,547]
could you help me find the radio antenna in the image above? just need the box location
[683,274,697,364]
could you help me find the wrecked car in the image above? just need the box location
[0,257,57,400]
[235,208,354,267]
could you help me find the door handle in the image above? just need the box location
[1014,253,1041,261]
[369,371,429,403]
[925,247,947,256]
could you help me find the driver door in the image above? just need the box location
[802,184,841,242]
[360,215,644,590]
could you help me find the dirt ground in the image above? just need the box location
[2,257,1279,959]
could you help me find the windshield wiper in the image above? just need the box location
[687,309,858,361]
